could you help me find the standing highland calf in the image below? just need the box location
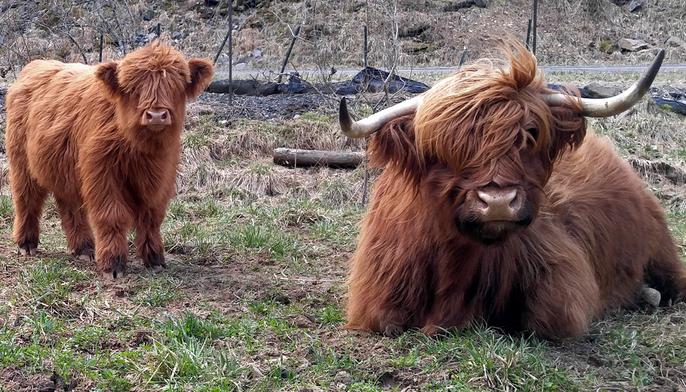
[5,41,213,278]
[341,43,686,339]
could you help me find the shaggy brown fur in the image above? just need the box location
[5,41,213,277]
[346,43,686,339]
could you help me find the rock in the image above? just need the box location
[289,315,315,328]
[651,87,686,116]
[665,36,686,51]
[335,66,430,95]
[581,82,623,99]
[398,23,431,39]
[206,79,280,96]
[640,286,661,308]
[171,31,184,40]
[278,73,315,94]
[443,0,487,12]
[334,370,352,384]
[141,8,155,21]
[619,38,649,52]
[626,0,644,12]
[252,48,263,59]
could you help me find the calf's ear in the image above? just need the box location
[187,58,214,99]
[95,61,121,98]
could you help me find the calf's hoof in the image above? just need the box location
[74,240,95,262]
[382,323,404,337]
[18,239,38,256]
[143,251,167,270]
[100,255,128,279]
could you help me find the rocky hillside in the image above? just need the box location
[0,0,684,80]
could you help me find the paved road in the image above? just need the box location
[215,63,686,80]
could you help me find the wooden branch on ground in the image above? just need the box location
[273,148,365,169]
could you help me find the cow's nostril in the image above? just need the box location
[161,111,167,120]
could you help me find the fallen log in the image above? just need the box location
[273,148,365,169]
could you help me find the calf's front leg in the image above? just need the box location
[135,205,167,269]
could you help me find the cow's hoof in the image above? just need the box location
[143,251,167,270]
[100,255,127,280]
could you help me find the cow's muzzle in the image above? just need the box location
[459,185,533,244]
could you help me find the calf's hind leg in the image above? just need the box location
[55,197,95,260]
[8,159,48,256]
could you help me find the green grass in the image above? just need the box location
[15,257,89,311]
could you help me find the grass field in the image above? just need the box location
[0,73,685,391]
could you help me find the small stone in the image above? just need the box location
[666,36,686,51]
[619,38,650,52]
[290,314,314,328]
[334,370,352,384]
[641,286,661,308]
[581,82,623,99]
[626,0,644,12]
[141,9,155,21]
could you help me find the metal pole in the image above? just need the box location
[363,25,368,68]
[227,3,233,105]
[99,33,104,62]
[278,25,301,84]
[526,19,532,50]
[156,23,161,38]
[532,0,538,55]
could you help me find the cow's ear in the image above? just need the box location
[367,114,423,175]
[95,61,120,98]
[187,58,214,99]
[549,105,586,161]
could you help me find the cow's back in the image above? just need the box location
[545,131,671,309]
[6,59,107,200]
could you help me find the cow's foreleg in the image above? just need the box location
[421,290,473,337]
[55,197,94,260]
[524,254,600,339]
[135,205,167,269]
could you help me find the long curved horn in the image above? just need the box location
[545,49,665,117]
[339,95,424,138]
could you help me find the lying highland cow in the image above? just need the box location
[5,41,213,278]
[341,43,686,339]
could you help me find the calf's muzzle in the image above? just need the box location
[141,108,171,127]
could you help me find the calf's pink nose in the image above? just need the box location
[141,109,171,126]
